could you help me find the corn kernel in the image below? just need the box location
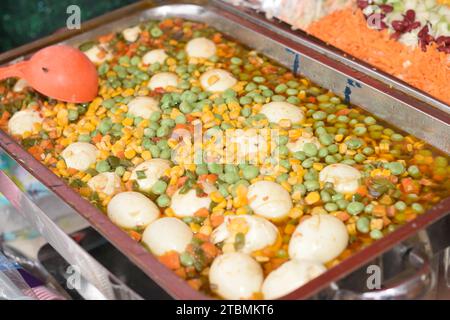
[305,191,320,205]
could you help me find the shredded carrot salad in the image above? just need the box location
[307,8,450,105]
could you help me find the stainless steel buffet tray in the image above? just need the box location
[0,0,449,300]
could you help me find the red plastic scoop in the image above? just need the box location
[0,45,99,103]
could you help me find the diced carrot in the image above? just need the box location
[372,205,387,217]
[355,185,368,197]
[92,133,103,144]
[98,33,115,43]
[201,242,219,259]
[187,279,202,291]
[335,211,350,222]
[116,150,125,159]
[159,19,174,29]
[125,180,134,191]
[0,111,10,125]
[174,268,187,279]
[198,174,218,184]
[159,251,180,270]
[129,230,142,242]
[28,146,44,159]
[308,96,316,103]
[400,178,421,194]
[194,208,209,218]
[194,233,209,243]
[166,184,178,197]
[336,108,351,116]
[67,168,79,176]
[212,33,222,43]
[210,214,224,228]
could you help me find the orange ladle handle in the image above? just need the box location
[0,61,28,81]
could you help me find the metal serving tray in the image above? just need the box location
[0,0,449,299]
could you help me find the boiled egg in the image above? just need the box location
[185,37,216,59]
[83,45,112,64]
[8,110,42,136]
[13,78,29,92]
[247,181,293,220]
[209,252,263,300]
[142,217,193,256]
[199,69,237,92]
[286,133,321,153]
[211,215,279,254]
[262,259,326,299]
[319,163,362,194]
[130,159,171,192]
[61,142,98,171]
[127,96,160,119]
[107,191,160,229]
[288,214,349,263]
[87,172,123,196]
[142,49,168,65]
[148,72,179,90]
[170,182,216,217]
[122,26,141,42]
[260,102,304,124]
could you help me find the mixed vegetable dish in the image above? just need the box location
[0,18,449,299]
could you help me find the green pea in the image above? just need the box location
[347,201,364,215]
[364,204,374,214]
[286,88,298,96]
[279,159,291,170]
[312,111,327,120]
[327,144,339,154]
[435,156,448,167]
[208,163,223,174]
[276,173,289,183]
[336,199,349,210]
[332,193,344,201]
[149,145,160,157]
[218,183,230,197]
[175,114,186,124]
[363,147,374,156]
[277,145,289,157]
[160,149,171,159]
[96,160,111,173]
[287,96,300,105]
[149,111,161,121]
[293,151,306,161]
[304,180,320,191]
[370,229,383,240]
[390,133,403,142]
[150,26,163,37]
[274,84,287,93]
[253,95,265,104]
[115,166,126,177]
[180,252,194,267]
[287,80,299,88]
[386,162,405,175]
[319,134,333,146]
[253,76,265,83]
[293,184,306,196]
[302,158,314,168]
[156,126,169,137]
[407,165,421,178]
[317,148,328,158]
[78,134,91,142]
[239,97,253,106]
[364,116,376,125]
[346,138,363,150]
[152,180,167,195]
[156,194,171,207]
[325,155,337,164]
[353,126,367,136]
[411,203,425,214]
[245,82,257,92]
[303,143,318,157]
[179,101,193,114]
[325,203,338,212]
[394,201,407,211]
[243,165,259,180]
[356,217,370,233]
[271,95,285,102]
[230,57,242,65]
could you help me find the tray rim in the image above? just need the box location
[0,0,449,300]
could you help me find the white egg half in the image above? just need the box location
[211,215,279,254]
[61,142,98,171]
[170,182,216,217]
[288,214,349,263]
[142,49,168,65]
[83,45,111,64]
[13,78,29,92]
[319,163,362,194]
[185,37,217,59]
[148,72,179,90]
[130,159,171,192]
[200,69,237,92]
[262,259,326,300]
[87,172,123,196]
[8,110,42,136]
[127,96,160,119]
[260,102,304,124]
[122,26,141,42]
[226,130,268,162]
[107,191,160,229]
[287,134,321,153]
[142,217,193,256]
[209,252,263,300]
[247,181,293,220]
